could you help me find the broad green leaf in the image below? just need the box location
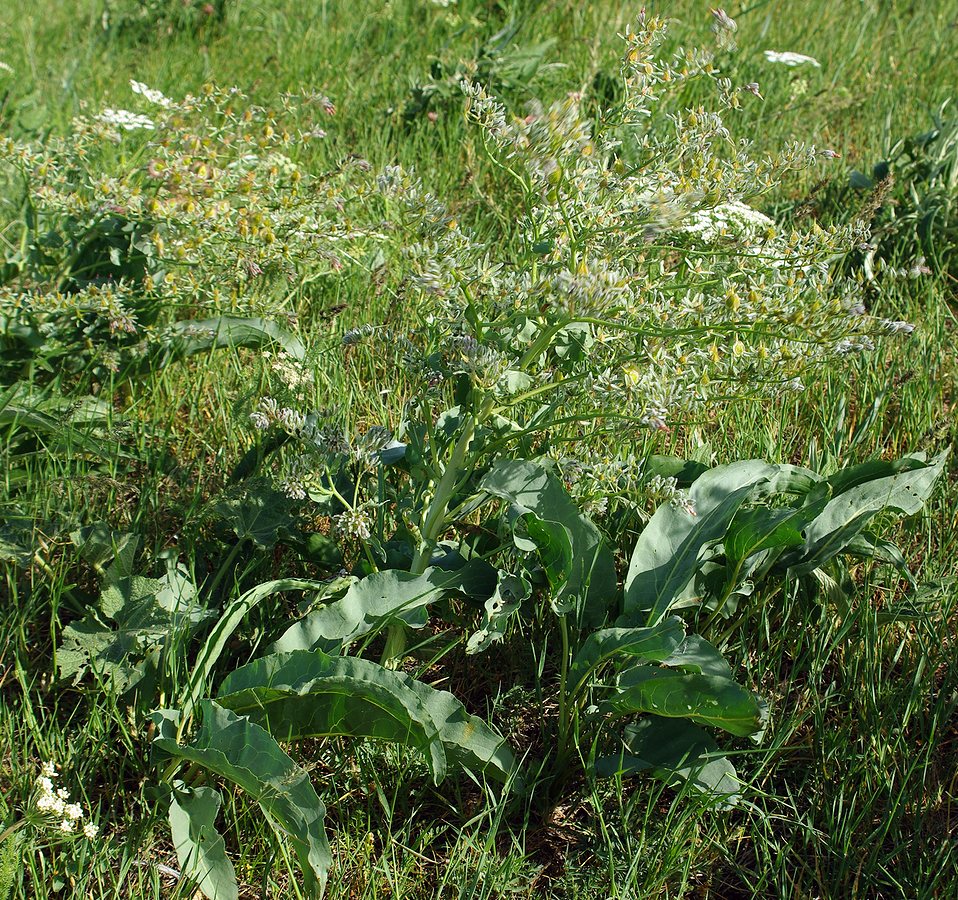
[58,567,208,693]
[183,578,326,721]
[622,461,784,625]
[659,635,732,678]
[825,454,928,496]
[568,618,686,695]
[595,717,741,807]
[169,785,238,900]
[0,523,35,567]
[724,504,814,564]
[217,650,517,784]
[844,532,916,586]
[600,666,766,737]
[152,701,330,896]
[214,483,297,548]
[71,524,139,580]
[272,562,494,655]
[497,370,534,394]
[643,456,709,487]
[518,514,575,614]
[787,450,948,576]
[481,460,617,628]
[0,384,135,460]
[466,570,531,654]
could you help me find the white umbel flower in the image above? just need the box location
[130,80,173,108]
[96,108,155,131]
[763,50,821,67]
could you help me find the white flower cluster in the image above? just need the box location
[645,474,697,517]
[763,50,821,68]
[265,351,314,391]
[680,200,774,242]
[33,762,99,839]
[335,506,374,541]
[130,79,172,108]
[250,396,308,435]
[95,108,155,131]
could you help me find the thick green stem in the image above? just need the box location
[381,391,492,666]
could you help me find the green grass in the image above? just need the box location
[2,0,957,897]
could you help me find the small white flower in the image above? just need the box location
[36,793,62,814]
[59,820,75,834]
[96,108,155,131]
[56,788,70,801]
[65,803,84,821]
[83,823,99,839]
[335,507,374,541]
[41,762,57,778]
[763,50,821,68]
[130,80,172,108]
[879,319,915,335]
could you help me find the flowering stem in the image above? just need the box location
[380,391,492,666]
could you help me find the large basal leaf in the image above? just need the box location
[658,635,733,678]
[723,502,819,565]
[785,450,948,577]
[152,701,330,896]
[518,515,576,614]
[182,578,326,721]
[844,531,917,586]
[169,785,238,900]
[217,650,517,784]
[595,717,741,808]
[70,523,139,580]
[272,561,495,654]
[824,455,930,496]
[567,617,686,695]
[481,459,617,628]
[600,666,766,737]
[58,567,209,693]
[622,461,786,625]
[0,384,137,461]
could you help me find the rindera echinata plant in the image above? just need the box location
[146,16,942,899]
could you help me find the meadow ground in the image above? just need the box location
[1,1,957,897]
